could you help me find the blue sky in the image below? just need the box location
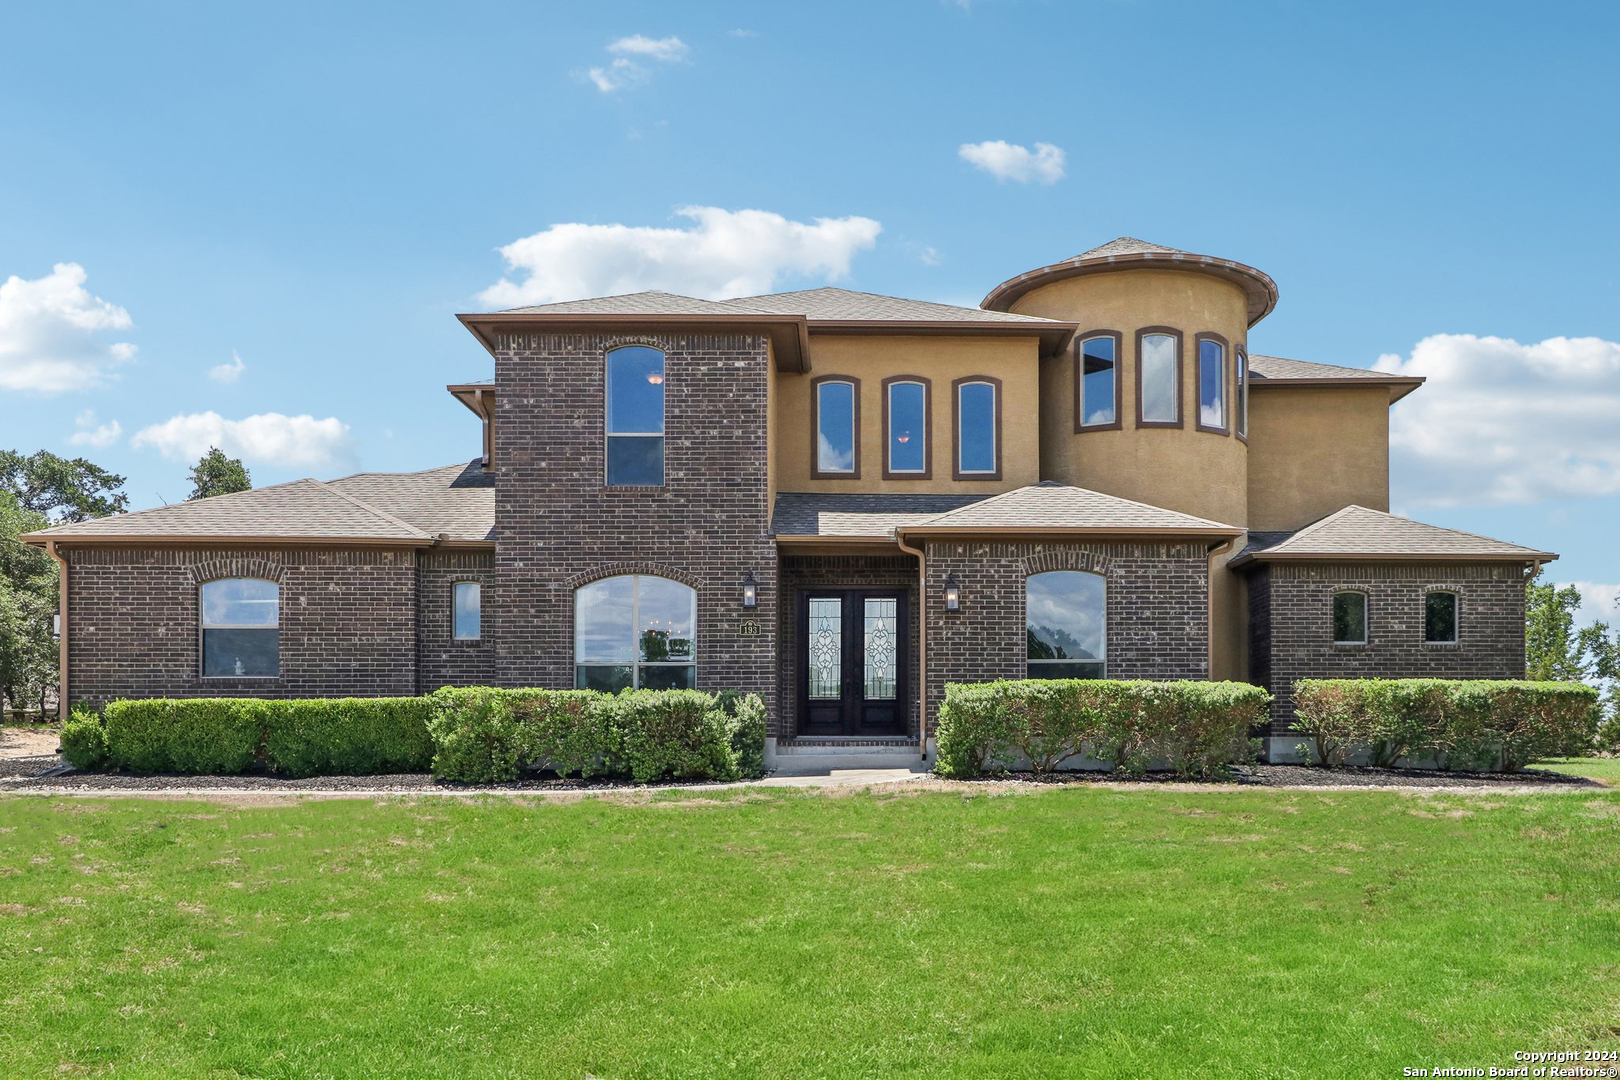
[2,0,1617,624]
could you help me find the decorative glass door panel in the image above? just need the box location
[807,598,842,700]
[863,598,897,700]
[798,590,908,737]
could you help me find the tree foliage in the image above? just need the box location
[186,447,252,501]
[1525,570,1611,683]
[0,492,57,717]
[0,449,128,523]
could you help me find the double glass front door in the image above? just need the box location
[797,590,908,737]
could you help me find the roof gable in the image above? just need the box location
[1238,505,1554,563]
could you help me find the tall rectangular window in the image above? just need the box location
[1235,347,1248,438]
[1137,330,1180,426]
[453,582,481,641]
[606,346,665,486]
[1197,336,1226,432]
[1079,334,1119,429]
[1425,592,1459,643]
[954,378,999,477]
[885,378,928,476]
[1332,591,1368,645]
[813,378,858,476]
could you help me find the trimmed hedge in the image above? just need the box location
[262,698,436,778]
[424,687,768,784]
[934,679,1270,779]
[102,698,268,774]
[1291,679,1600,771]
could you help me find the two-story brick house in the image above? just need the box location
[25,238,1554,765]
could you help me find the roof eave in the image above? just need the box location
[896,524,1244,541]
[457,312,811,373]
[1249,376,1426,403]
[19,533,438,549]
[1231,550,1556,569]
[981,251,1281,327]
[807,319,1077,357]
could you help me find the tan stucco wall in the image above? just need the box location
[1246,385,1390,532]
[1012,269,1251,529]
[774,334,1042,493]
[1210,543,1248,681]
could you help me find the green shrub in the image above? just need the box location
[1292,679,1600,772]
[101,698,266,774]
[609,689,738,783]
[263,698,435,778]
[715,690,768,779]
[426,687,532,783]
[934,679,1270,779]
[59,708,109,771]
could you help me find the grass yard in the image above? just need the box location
[2,787,1618,1079]
[1535,756,1620,784]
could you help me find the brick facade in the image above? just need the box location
[923,540,1211,733]
[489,331,776,708]
[777,554,920,740]
[64,547,418,706]
[1253,562,1530,735]
[418,550,496,690]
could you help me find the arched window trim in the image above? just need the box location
[1195,332,1230,436]
[1423,588,1461,646]
[1134,326,1184,429]
[1234,345,1249,442]
[951,375,1002,480]
[1025,570,1108,679]
[881,375,932,479]
[1331,588,1370,646]
[199,576,281,679]
[1074,330,1123,433]
[810,375,861,479]
[451,580,482,642]
[604,345,666,488]
[573,573,698,691]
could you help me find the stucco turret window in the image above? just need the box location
[1136,329,1182,428]
[575,574,696,691]
[1026,571,1106,679]
[1077,332,1121,430]
[1235,346,1249,439]
[200,578,279,677]
[605,345,665,486]
[953,376,1000,479]
[1196,334,1228,434]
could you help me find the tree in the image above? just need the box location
[0,492,57,718]
[0,449,128,522]
[1525,571,1610,682]
[186,447,251,500]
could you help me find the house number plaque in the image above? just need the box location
[738,620,762,638]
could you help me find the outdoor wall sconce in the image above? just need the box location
[943,573,961,613]
[741,570,758,609]
[52,614,60,640]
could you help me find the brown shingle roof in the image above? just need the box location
[1248,354,1425,401]
[1234,505,1555,565]
[718,286,1058,324]
[22,461,496,545]
[499,291,740,315]
[771,493,988,538]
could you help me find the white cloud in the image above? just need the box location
[68,409,122,448]
[208,350,246,384]
[480,206,883,307]
[728,28,758,37]
[0,262,136,393]
[958,140,1066,184]
[131,411,356,472]
[588,34,688,93]
[918,246,941,267]
[1558,581,1620,631]
[1376,334,1620,507]
[607,34,688,61]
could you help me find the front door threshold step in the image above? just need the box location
[770,738,925,772]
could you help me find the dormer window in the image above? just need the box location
[1136,328,1182,427]
[605,346,665,486]
[953,376,1000,479]
[812,376,860,478]
[883,376,931,478]
[1197,334,1228,434]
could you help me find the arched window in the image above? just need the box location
[200,578,279,677]
[1136,328,1182,427]
[1332,590,1368,645]
[1425,591,1459,644]
[1077,331,1121,430]
[953,376,1000,478]
[605,345,665,486]
[1026,570,1106,679]
[1235,346,1249,439]
[1196,333,1227,434]
[574,574,696,691]
[812,376,859,477]
[883,376,930,477]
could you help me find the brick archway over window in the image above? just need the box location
[187,557,286,586]
[563,562,705,592]
[1021,549,1114,577]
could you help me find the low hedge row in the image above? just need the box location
[425,686,767,783]
[1291,678,1600,771]
[934,679,1271,779]
[59,687,769,784]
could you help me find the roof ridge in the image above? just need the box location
[1270,504,1360,548]
[306,479,432,538]
[1340,504,1545,552]
[328,460,478,482]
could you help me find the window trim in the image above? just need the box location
[451,580,483,642]
[881,375,933,480]
[1331,588,1370,646]
[1234,345,1249,442]
[573,574,699,690]
[1025,569,1108,679]
[1423,588,1461,646]
[1194,332,1230,436]
[198,576,281,680]
[810,375,862,480]
[951,375,1002,480]
[1134,326,1184,429]
[603,345,666,489]
[1074,330,1123,433]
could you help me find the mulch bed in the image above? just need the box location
[974,763,1601,789]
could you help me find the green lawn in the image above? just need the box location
[1534,756,1620,783]
[2,787,1617,1079]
